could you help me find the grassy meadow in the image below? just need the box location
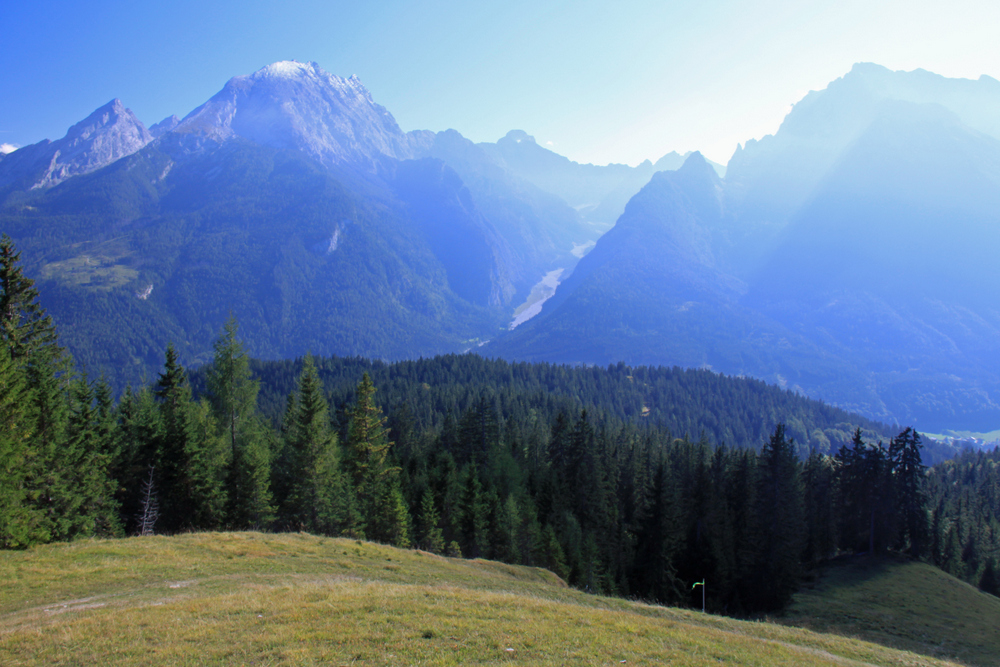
[781,554,1000,667]
[0,532,971,666]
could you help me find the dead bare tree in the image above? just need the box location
[138,466,159,536]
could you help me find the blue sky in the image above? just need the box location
[3,0,999,165]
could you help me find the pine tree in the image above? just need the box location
[0,234,60,363]
[417,487,445,554]
[279,355,354,535]
[154,344,196,532]
[459,465,490,557]
[184,399,229,530]
[0,349,37,547]
[43,376,122,541]
[345,373,409,546]
[0,235,72,544]
[892,427,928,556]
[747,424,805,610]
[802,450,836,563]
[206,317,272,529]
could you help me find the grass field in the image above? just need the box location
[0,532,969,666]
[781,553,1000,667]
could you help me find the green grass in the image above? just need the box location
[0,533,966,666]
[41,254,138,290]
[780,554,1000,667]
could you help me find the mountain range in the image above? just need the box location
[489,63,1000,430]
[2,60,999,431]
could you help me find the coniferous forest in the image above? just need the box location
[0,234,988,615]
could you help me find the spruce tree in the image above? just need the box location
[279,355,354,535]
[748,424,805,610]
[892,427,928,555]
[0,234,60,363]
[154,344,196,532]
[417,487,445,554]
[206,317,273,529]
[0,235,71,544]
[0,349,37,547]
[345,373,409,546]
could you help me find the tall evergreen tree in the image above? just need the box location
[891,427,928,556]
[345,373,410,546]
[747,424,805,610]
[278,355,354,535]
[206,317,273,529]
[417,487,445,554]
[0,234,60,363]
[0,349,38,547]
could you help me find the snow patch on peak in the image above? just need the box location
[0,144,17,155]
[255,60,319,79]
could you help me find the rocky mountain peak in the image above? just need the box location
[172,60,413,170]
[0,99,153,190]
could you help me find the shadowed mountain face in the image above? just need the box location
[489,65,1000,430]
[409,129,593,294]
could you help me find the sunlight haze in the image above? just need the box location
[3,0,998,166]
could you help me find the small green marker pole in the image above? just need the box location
[691,580,705,613]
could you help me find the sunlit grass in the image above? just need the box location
[0,533,965,666]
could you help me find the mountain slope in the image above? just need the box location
[486,153,881,416]
[411,128,594,294]
[480,130,723,228]
[2,139,501,385]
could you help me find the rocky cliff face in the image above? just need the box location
[0,99,153,190]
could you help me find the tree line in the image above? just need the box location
[926,446,1000,595]
[0,234,943,614]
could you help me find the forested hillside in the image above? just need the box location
[926,447,1000,594]
[227,353,911,458]
[3,233,973,618]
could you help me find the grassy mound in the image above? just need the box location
[0,533,964,665]
[781,554,1000,666]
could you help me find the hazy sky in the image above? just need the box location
[3,0,999,166]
